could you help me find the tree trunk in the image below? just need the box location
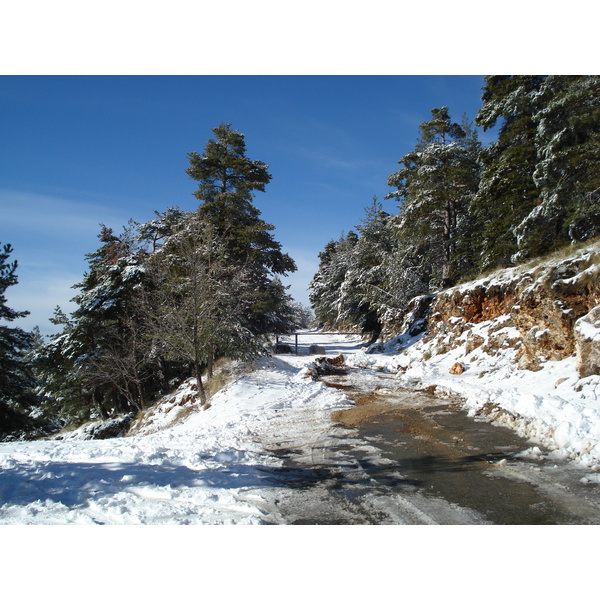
[136,380,145,410]
[193,360,208,405]
[157,355,169,393]
[207,344,214,379]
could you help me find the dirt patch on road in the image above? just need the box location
[331,390,410,428]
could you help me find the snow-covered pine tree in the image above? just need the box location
[0,242,39,439]
[38,224,155,422]
[186,123,297,336]
[473,75,545,269]
[135,206,187,253]
[308,231,358,329]
[514,75,600,257]
[386,107,480,288]
[144,213,263,404]
[335,198,396,336]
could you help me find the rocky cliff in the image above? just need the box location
[390,240,600,377]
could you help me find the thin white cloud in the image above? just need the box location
[1,188,136,334]
[3,269,80,335]
[0,188,132,240]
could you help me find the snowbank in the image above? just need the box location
[0,338,354,525]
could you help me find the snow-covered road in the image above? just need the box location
[2,331,600,525]
[0,332,478,524]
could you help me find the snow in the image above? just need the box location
[1,330,597,590]
[3,315,600,528]
[576,315,600,342]
[0,334,356,525]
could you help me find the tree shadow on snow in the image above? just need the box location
[0,458,309,510]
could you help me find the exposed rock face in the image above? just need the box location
[394,242,600,372]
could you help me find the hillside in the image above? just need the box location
[349,239,600,467]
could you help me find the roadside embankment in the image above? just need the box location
[347,241,600,471]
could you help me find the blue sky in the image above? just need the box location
[1,75,499,333]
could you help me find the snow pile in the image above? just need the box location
[0,340,354,525]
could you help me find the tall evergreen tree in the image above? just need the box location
[337,198,396,335]
[143,213,263,404]
[0,243,37,439]
[473,75,545,268]
[186,123,296,335]
[515,75,600,255]
[386,107,480,287]
[39,225,154,422]
[186,123,296,275]
[309,231,358,328]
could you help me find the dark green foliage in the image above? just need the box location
[310,78,599,336]
[0,243,43,440]
[186,123,296,337]
[472,76,545,268]
[187,123,296,276]
[33,124,300,427]
[521,76,600,253]
[386,107,481,287]
[35,224,158,424]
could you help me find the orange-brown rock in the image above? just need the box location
[449,362,465,375]
[384,241,600,372]
[328,354,345,367]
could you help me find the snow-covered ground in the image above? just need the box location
[2,331,598,594]
[2,328,600,527]
[0,334,357,525]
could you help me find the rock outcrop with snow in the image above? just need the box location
[409,241,600,373]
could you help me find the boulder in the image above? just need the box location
[274,343,293,354]
[574,306,600,378]
[465,333,485,355]
[449,362,465,375]
[309,344,326,355]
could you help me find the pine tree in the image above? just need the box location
[40,224,154,421]
[337,198,396,336]
[515,75,600,254]
[386,107,480,288]
[309,231,358,328]
[186,123,296,336]
[135,206,187,253]
[186,123,296,274]
[144,213,263,403]
[473,75,545,268]
[0,243,38,439]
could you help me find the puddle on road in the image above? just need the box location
[324,374,600,525]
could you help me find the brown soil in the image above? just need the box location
[332,387,421,428]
